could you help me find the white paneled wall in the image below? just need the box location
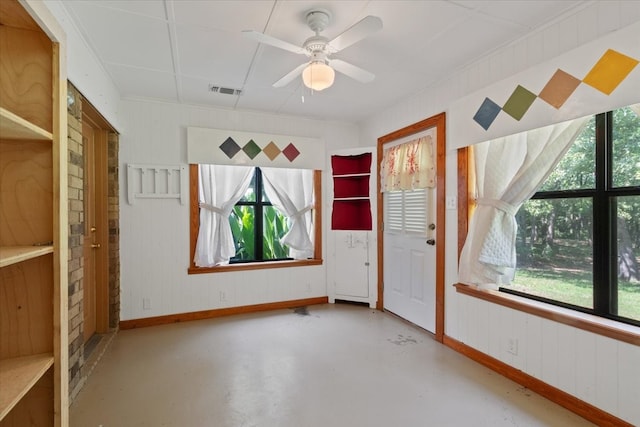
[119,99,360,321]
[455,296,640,424]
[50,0,639,422]
[358,2,640,425]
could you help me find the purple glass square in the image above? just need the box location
[282,143,300,162]
[219,137,241,158]
[473,98,501,131]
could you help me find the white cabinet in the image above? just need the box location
[327,148,377,307]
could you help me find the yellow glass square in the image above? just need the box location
[582,49,639,95]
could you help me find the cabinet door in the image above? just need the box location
[333,232,369,298]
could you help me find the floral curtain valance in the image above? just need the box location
[380,135,435,192]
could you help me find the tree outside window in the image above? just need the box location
[229,168,291,262]
[504,106,640,325]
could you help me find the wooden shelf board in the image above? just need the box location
[0,107,52,141]
[333,173,370,178]
[0,353,54,420]
[0,246,54,268]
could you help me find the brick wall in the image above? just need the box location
[66,82,120,401]
[67,83,85,400]
[108,132,120,328]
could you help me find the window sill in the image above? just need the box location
[454,283,640,346]
[188,258,323,275]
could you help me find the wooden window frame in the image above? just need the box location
[456,143,640,346]
[188,165,323,274]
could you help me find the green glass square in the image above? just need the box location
[242,139,262,159]
[502,85,537,121]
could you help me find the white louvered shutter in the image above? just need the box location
[384,189,427,236]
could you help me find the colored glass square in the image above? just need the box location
[502,85,537,121]
[219,137,241,158]
[242,139,262,159]
[262,141,281,161]
[473,97,501,130]
[282,143,300,162]
[582,49,639,95]
[538,69,581,109]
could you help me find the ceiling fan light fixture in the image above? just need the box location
[302,61,335,91]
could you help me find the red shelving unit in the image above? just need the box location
[331,153,372,230]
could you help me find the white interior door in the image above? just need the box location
[383,188,436,332]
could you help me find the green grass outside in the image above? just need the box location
[507,239,640,322]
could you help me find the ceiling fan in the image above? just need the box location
[243,9,382,91]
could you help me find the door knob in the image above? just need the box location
[426,239,435,246]
[91,243,101,249]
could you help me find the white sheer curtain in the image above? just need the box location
[261,167,314,259]
[458,117,590,288]
[194,164,254,267]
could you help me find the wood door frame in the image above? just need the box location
[376,112,446,342]
[82,102,110,335]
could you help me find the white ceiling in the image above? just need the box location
[61,0,586,123]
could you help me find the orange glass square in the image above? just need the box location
[539,69,581,109]
[263,141,281,161]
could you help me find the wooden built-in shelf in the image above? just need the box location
[0,246,54,268]
[0,108,53,141]
[0,353,54,420]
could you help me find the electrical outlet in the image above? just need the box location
[446,196,457,210]
[507,338,519,355]
[143,298,151,310]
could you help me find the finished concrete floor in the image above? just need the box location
[71,303,594,427]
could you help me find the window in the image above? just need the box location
[230,168,291,263]
[189,165,322,273]
[502,106,640,326]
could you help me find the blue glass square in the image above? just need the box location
[473,98,502,131]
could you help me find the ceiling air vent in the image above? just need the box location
[208,84,242,96]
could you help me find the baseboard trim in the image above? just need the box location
[442,335,633,427]
[120,297,329,330]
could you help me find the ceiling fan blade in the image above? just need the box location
[330,59,375,84]
[242,30,306,55]
[328,15,382,53]
[273,63,308,88]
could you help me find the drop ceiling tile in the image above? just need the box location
[106,64,178,101]
[175,25,254,86]
[172,0,274,32]
[234,85,298,115]
[66,2,173,71]
[69,0,168,20]
[454,0,584,29]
